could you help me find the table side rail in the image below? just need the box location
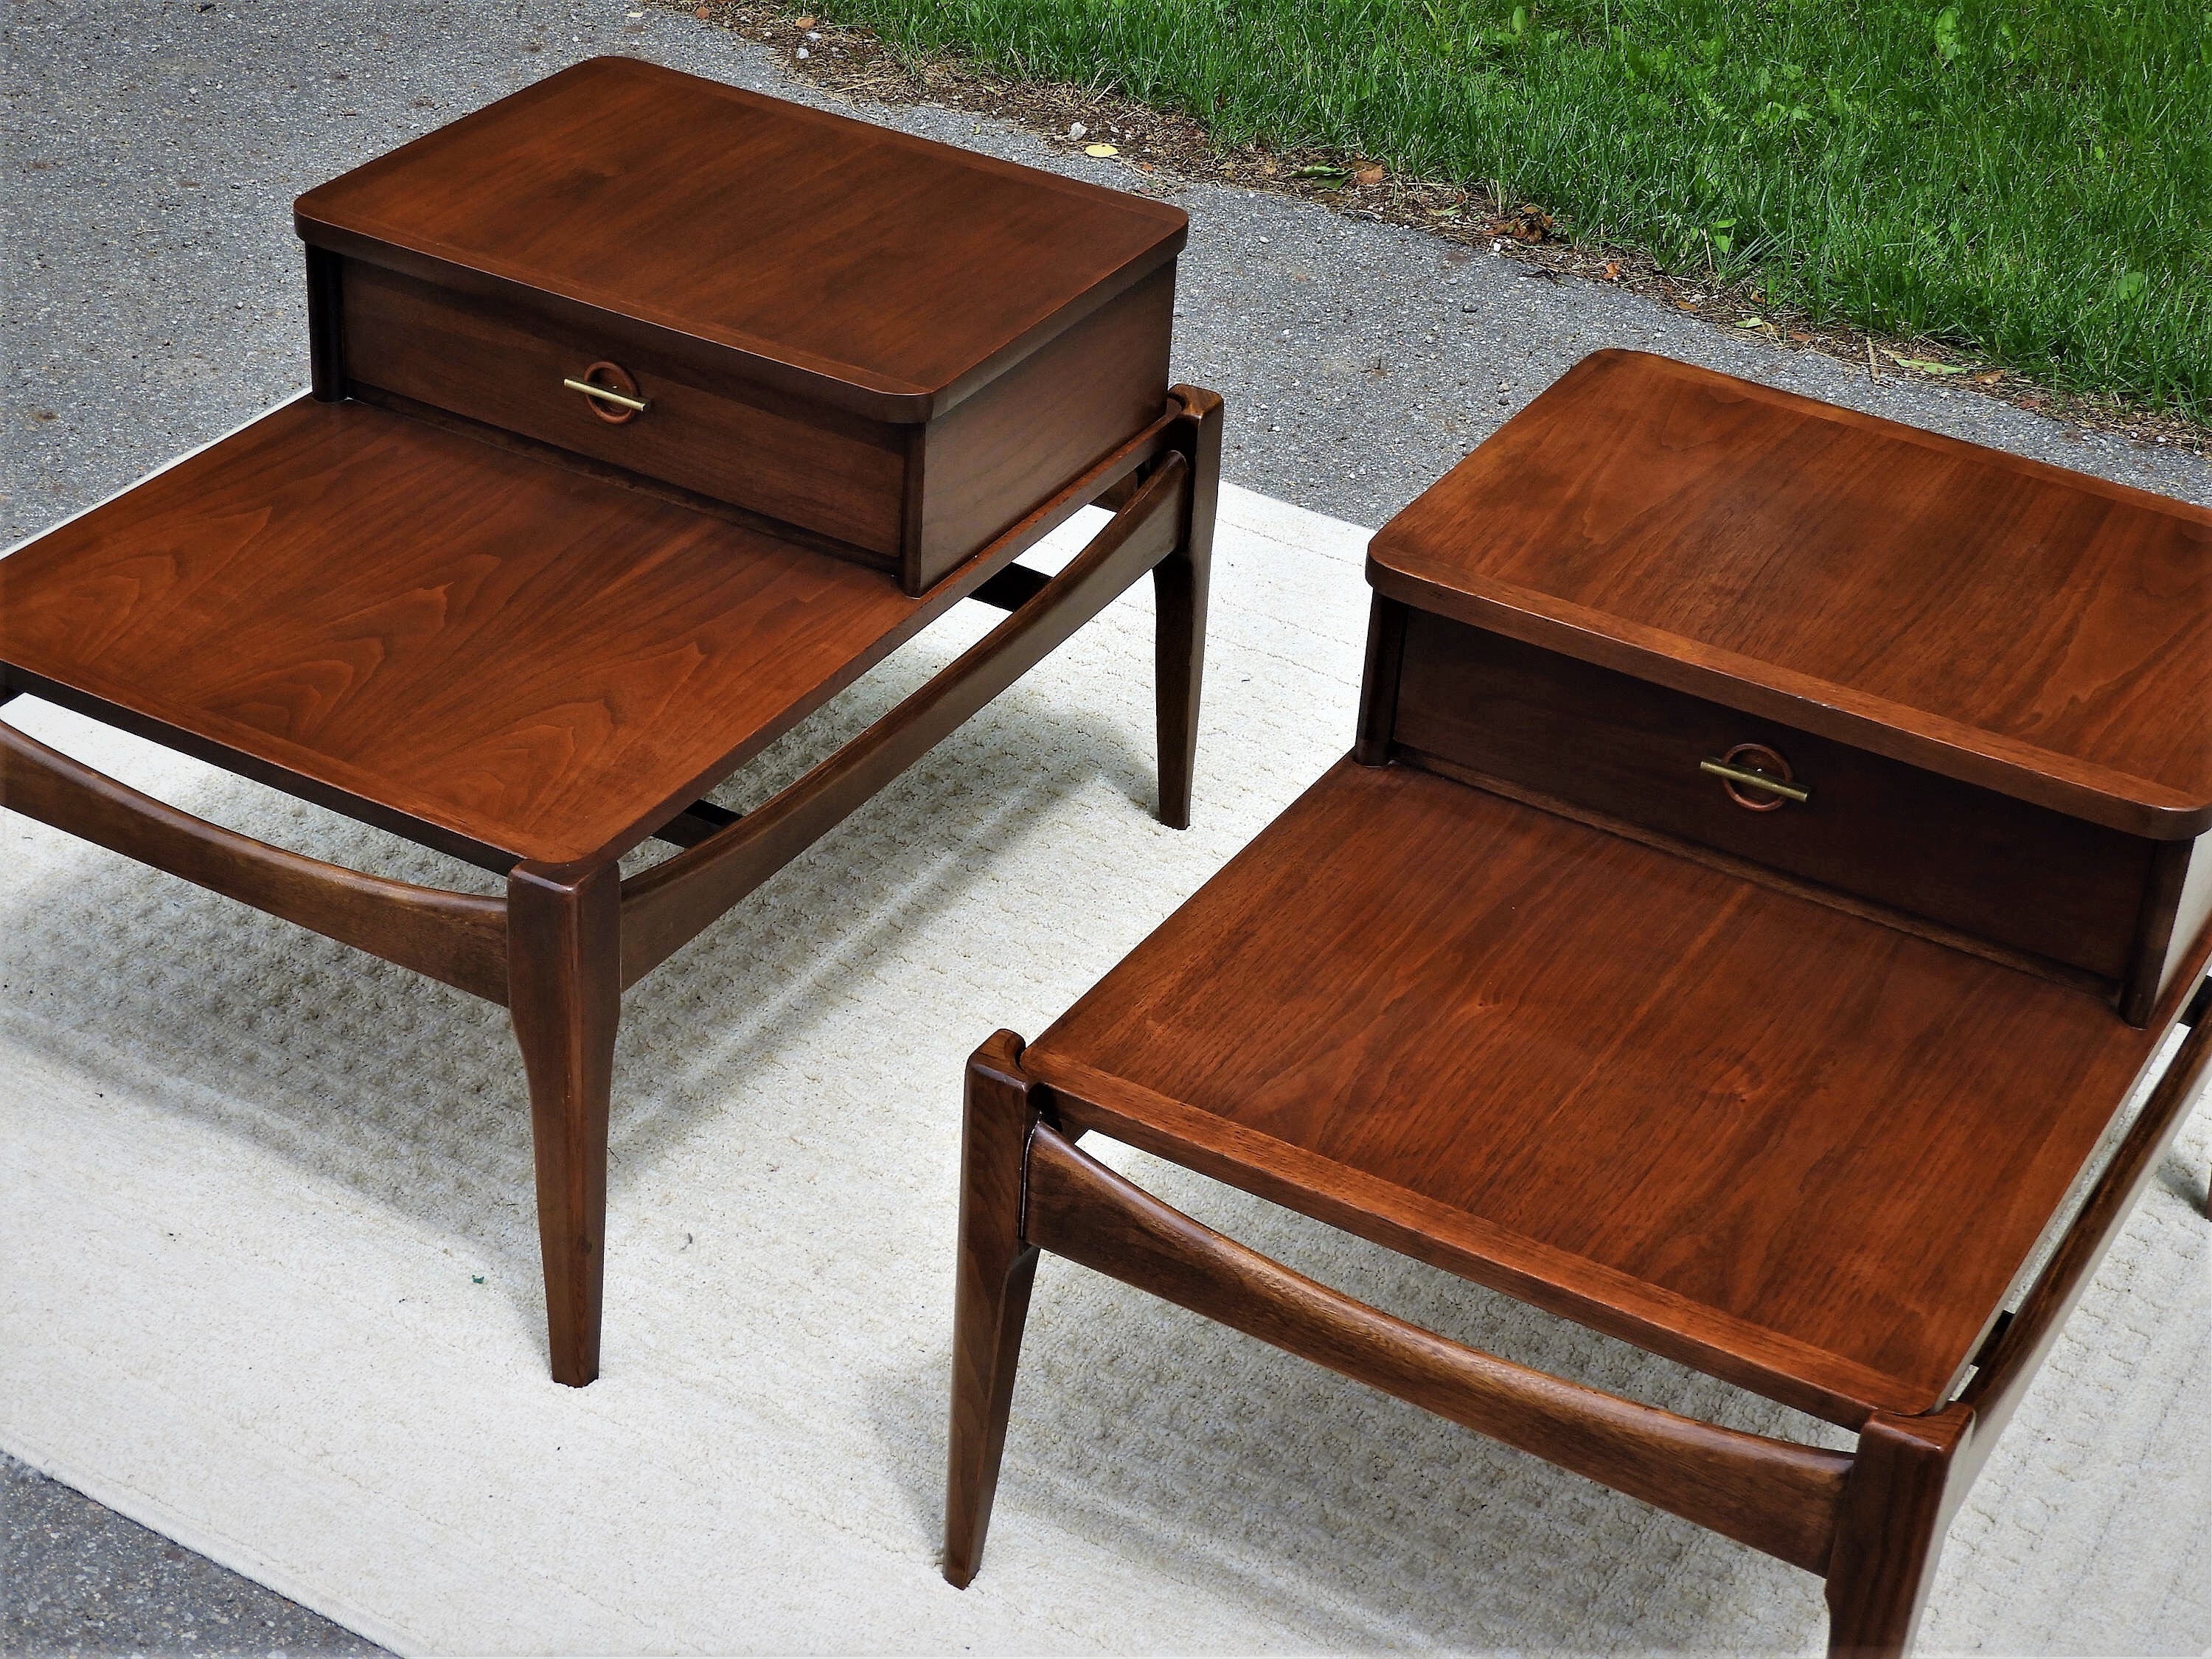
[1034,1051,1915,1427]
[1949,956,2212,1474]
[615,449,1192,989]
[1819,952,2211,1652]
[0,716,509,1003]
[1020,1122,1853,1576]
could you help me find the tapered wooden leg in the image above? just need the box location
[508,859,622,1388]
[1824,1405,1972,1658]
[945,1030,1043,1587]
[1154,386,1222,830]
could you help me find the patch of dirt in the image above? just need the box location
[663,0,2207,457]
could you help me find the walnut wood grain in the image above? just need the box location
[341,257,909,564]
[11,47,1221,1402]
[909,263,1175,590]
[971,349,2208,1652]
[1388,611,2157,995]
[1021,1119,1852,1575]
[295,56,1186,422]
[0,714,507,1001]
[1023,757,2184,1425]
[1822,1405,1975,1658]
[1368,350,2212,839]
[1403,745,2116,1003]
[0,398,928,869]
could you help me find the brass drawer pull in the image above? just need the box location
[563,361,647,422]
[1701,744,1809,810]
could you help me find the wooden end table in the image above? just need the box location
[945,352,2211,1655]
[0,58,1222,1388]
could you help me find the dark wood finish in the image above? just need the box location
[507,860,622,1387]
[1352,594,1409,766]
[1368,350,2212,840]
[1388,612,2157,992]
[4,370,1222,1383]
[0,716,508,1001]
[1408,746,2116,1001]
[9,59,1220,1388]
[955,351,2209,1653]
[1955,992,2212,1456]
[911,264,1176,588]
[2122,835,2207,1024]
[944,1031,1043,1590]
[967,789,2205,1646]
[297,57,1187,594]
[0,398,927,869]
[1822,1406,1973,1656]
[1152,386,1222,830]
[340,259,908,566]
[294,57,1184,420]
[1363,355,2212,1024]
[959,961,2207,1646]
[6,57,1221,1389]
[616,452,1190,987]
[1025,758,2191,1425]
[1019,1117,1853,1574]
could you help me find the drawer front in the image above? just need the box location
[914,262,1175,591]
[339,260,907,560]
[1392,611,2154,980]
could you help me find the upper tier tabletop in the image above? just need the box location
[293,57,1188,423]
[1368,350,2212,838]
[0,399,930,869]
[1023,757,2202,1427]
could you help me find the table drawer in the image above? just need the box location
[339,260,908,563]
[1390,611,2157,982]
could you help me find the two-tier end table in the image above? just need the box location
[945,351,2211,1655]
[0,58,1222,1387]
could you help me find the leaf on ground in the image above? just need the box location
[793,14,816,26]
[1676,300,1700,310]
[1085,142,1119,157]
[1293,164,1350,179]
[1601,260,1621,279]
[1736,316,1766,327]
[1789,330,1813,342]
[1489,206,1554,242]
[1354,164,1386,185]
[1970,369,2005,384]
[1885,352,1970,374]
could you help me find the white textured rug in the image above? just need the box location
[2,483,2205,1656]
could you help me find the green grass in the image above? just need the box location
[814,0,2211,417]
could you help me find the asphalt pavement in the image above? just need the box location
[4,0,2208,1651]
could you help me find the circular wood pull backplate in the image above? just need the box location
[568,361,645,424]
[1710,742,1801,812]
